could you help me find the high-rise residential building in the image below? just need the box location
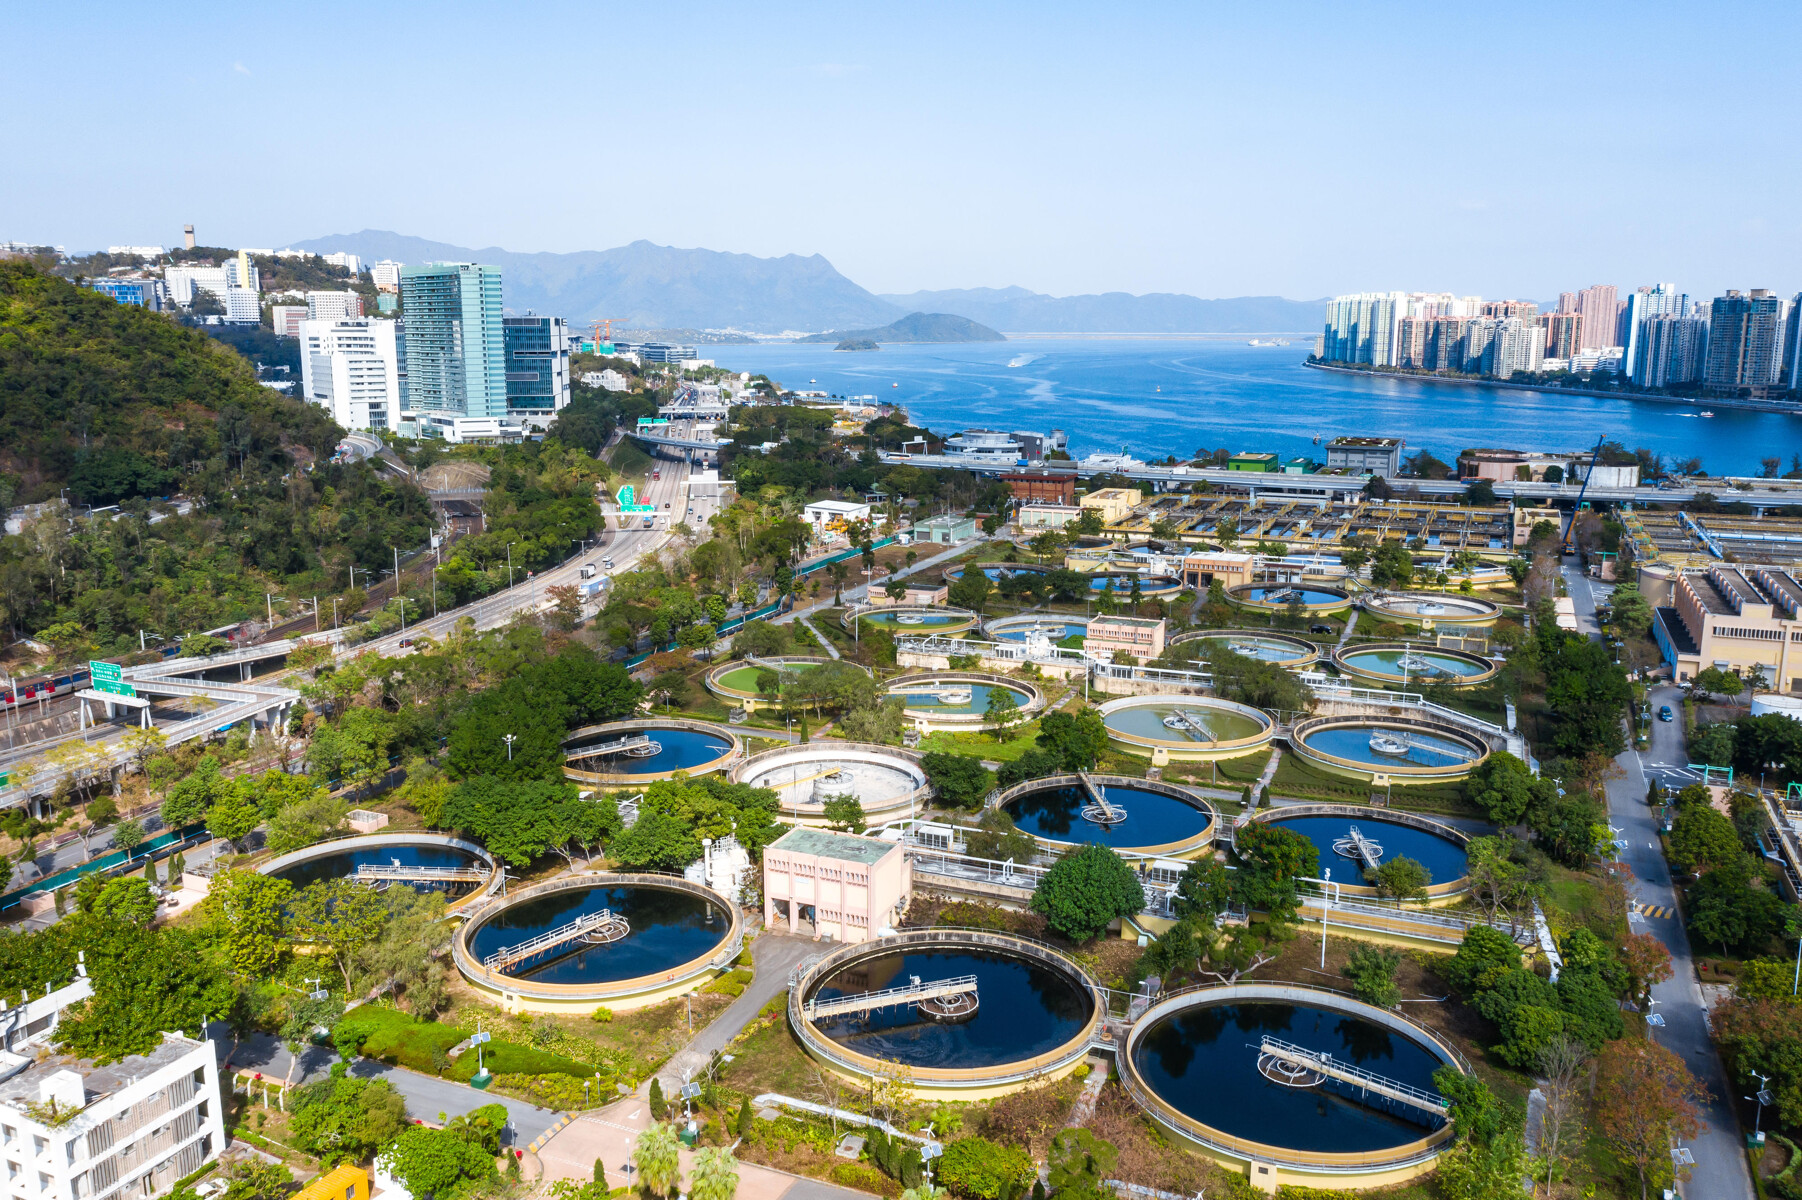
[1705,290,1788,395]
[1394,317,1432,368]
[1557,291,1577,314]
[1621,284,1686,379]
[1576,284,1619,350]
[1427,317,1469,371]
[300,318,405,432]
[1482,318,1545,378]
[399,263,506,419]
[1321,292,1403,366]
[1481,300,1539,321]
[1462,318,1499,373]
[1540,312,1583,361]
[1782,292,1802,389]
[502,314,572,429]
[371,260,403,293]
[1633,316,1708,388]
[271,305,307,337]
[306,290,364,320]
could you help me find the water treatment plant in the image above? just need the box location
[731,742,929,825]
[1249,806,1473,899]
[788,929,1101,1099]
[1171,629,1320,667]
[259,832,500,906]
[844,605,981,636]
[1330,643,1498,688]
[1120,982,1465,1189]
[993,774,1218,856]
[454,874,742,1012]
[705,656,848,710]
[1227,583,1351,615]
[1096,694,1274,760]
[886,673,1045,731]
[1360,592,1501,627]
[563,719,741,784]
[983,613,1090,645]
[1288,715,1490,783]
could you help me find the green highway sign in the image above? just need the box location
[95,681,137,699]
[88,660,122,685]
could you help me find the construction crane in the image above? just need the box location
[588,319,630,353]
[1561,433,1608,554]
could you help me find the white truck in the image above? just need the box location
[580,564,598,580]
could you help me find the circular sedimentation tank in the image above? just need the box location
[1360,592,1500,627]
[1288,715,1489,783]
[1251,805,1472,899]
[946,564,1183,597]
[732,743,928,824]
[454,874,741,1012]
[259,833,499,905]
[1227,583,1350,615]
[1172,629,1320,667]
[563,720,740,784]
[845,605,981,636]
[789,929,1100,1098]
[983,613,1090,646]
[886,672,1044,731]
[1120,983,1463,1186]
[705,656,847,710]
[1330,643,1498,688]
[996,775,1217,856]
[1096,694,1274,761]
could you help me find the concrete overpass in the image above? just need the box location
[875,452,1802,509]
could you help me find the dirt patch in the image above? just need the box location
[420,461,492,491]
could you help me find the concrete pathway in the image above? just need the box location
[797,616,841,660]
[654,932,816,1091]
[1336,607,1360,648]
[1251,747,1283,803]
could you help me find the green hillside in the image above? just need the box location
[0,261,433,651]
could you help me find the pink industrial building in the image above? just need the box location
[763,828,911,944]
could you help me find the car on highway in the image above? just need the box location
[664,502,671,509]
[1658,705,1674,721]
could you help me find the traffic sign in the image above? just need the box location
[88,661,121,684]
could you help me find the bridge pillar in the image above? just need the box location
[241,662,252,682]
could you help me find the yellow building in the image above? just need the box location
[1079,487,1144,525]
[1656,564,1802,689]
[294,1164,369,1200]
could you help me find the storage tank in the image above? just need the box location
[1751,694,1802,722]
[1638,563,1676,607]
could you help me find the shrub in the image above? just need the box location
[492,1072,595,1109]
[830,1163,891,1194]
[592,1007,614,1024]
[938,1137,1034,1200]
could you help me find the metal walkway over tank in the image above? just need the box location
[567,734,661,760]
[353,860,492,888]
[1330,824,1385,870]
[1255,1036,1448,1118]
[483,909,631,972]
[1078,771,1128,825]
[804,975,978,1020]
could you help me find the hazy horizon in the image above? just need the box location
[8,1,1801,302]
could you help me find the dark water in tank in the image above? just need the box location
[566,727,732,775]
[1265,814,1469,884]
[270,843,482,896]
[1005,784,1212,848]
[469,885,729,983]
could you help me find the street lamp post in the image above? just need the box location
[503,733,516,762]
[1299,872,1340,969]
[507,542,517,590]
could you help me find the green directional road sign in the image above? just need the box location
[88,661,136,699]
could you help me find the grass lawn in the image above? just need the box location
[918,722,1044,762]
[715,992,819,1098]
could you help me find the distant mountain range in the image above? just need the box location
[290,230,1323,336]
[795,312,1004,344]
[875,286,1324,334]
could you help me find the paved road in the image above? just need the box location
[1608,687,1752,1200]
[218,1026,561,1145]
[655,932,816,1091]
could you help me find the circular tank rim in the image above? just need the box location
[453,872,742,1002]
[1288,714,1491,783]
[982,613,1092,640]
[730,741,930,821]
[1359,591,1500,625]
[256,832,501,906]
[1118,981,1465,1173]
[841,604,981,635]
[1329,642,1499,688]
[563,718,742,784]
[1095,693,1275,757]
[886,671,1046,726]
[943,563,1184,596]
[704,656,844,701]
[788,928,1102,1091]
[991,773,1219,857]
[1169,628,1321,667]
[1249,803,1474,898]
[1226,583,1351,614]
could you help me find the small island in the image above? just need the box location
[834,338,880,352]
[798,311,1006,344]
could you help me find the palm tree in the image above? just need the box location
[633,1122,682,1198]
[689,1147,740,1200]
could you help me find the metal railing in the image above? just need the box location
[804,974,978,1020]
[482,909,629,972]
[1256,1035,1448,1116]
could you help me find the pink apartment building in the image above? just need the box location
[763,828,911,944]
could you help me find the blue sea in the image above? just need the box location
[711,338,1793,476]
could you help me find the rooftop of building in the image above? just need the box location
[768,827,896,866]
[1327,437,1402,448]
[1089,614,1167,629]
[1083,487,1144,499]
[0,1033,205,1124]
[804,499,871,512]
[918,513,974,527]
[1229,452,1279,462]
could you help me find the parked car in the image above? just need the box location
[1310,624,1333,634]
[1658,705,1674,722]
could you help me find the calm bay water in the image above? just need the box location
[713,339,1794,475]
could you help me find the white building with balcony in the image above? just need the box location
[300,319,404,432]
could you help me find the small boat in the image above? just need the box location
[1699,411,1715,417]
[891,382,899,388]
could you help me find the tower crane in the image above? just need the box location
[1561,433,1609,554]
[588,319,629,352]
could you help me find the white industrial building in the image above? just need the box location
[321,252,363,274]
[300,319,404,432]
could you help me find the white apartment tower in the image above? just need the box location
[370,261,403,294]
[306,291,364,320]
[300,319,404,432]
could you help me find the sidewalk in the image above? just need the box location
[655,931,816,1091]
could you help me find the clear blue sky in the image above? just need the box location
[8,1,1799,302]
